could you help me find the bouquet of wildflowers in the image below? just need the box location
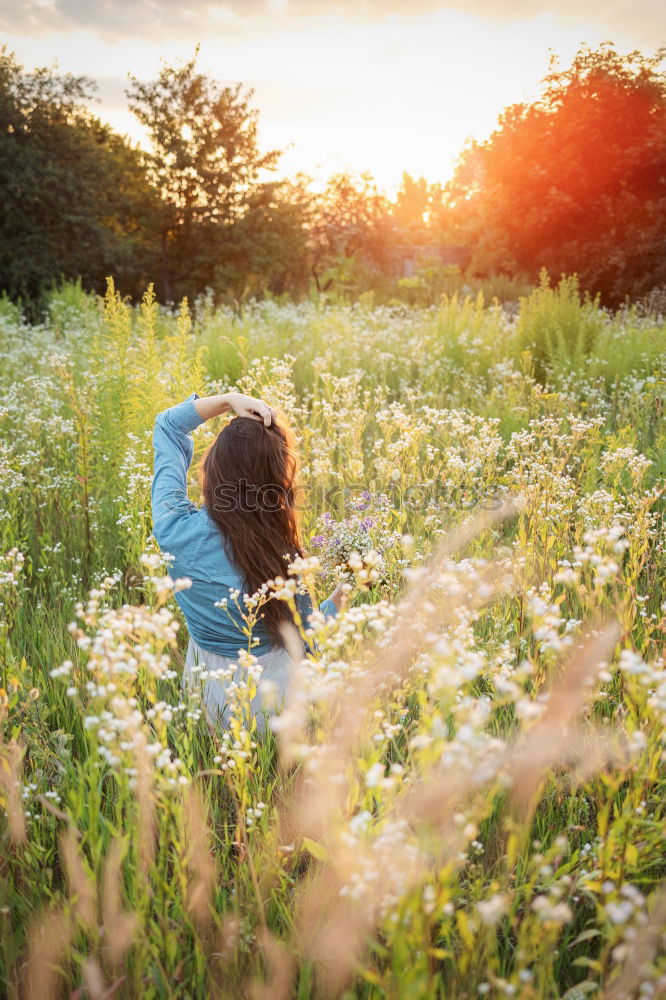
[309,490,410,595]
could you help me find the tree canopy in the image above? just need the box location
[446,44,666,305]
[127,50,285,301]
[1,43,665,310]
[0,48,159,306]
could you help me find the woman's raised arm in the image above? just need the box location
[152,391,275,550]
[194,392,277,426]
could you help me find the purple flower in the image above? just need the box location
[350,489,371,511]
[311,534,325,548]
[361,516,375,529]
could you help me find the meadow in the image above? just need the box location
[0,276,665,999]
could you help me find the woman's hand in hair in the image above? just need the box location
[193,392,277,426]
[224,392,277,427]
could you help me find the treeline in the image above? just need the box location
[1,43,665,311]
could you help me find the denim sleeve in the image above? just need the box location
[295,589,338,623]
[151,394,205,550]
[318,597,338,618]
[294,588,337,657]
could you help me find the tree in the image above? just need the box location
[127,50,283,302]
[391,172,446,240]
[207,177,312,308]
[446,44,666,304]
[0,49,159,308]
[307,172,394,292]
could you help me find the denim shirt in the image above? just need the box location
[151,394,337,657]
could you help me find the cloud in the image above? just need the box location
[3,0,665,45]
[1,0,251,40]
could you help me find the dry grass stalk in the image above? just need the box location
[295,840,421,997]
[134,739,156,871]
[602,887,666,999]
[23,907,70,1000]
[566,724,631,787]
[293,753,495,991]
[60,826,96,928]
[0,739,26,844]
[81,957,106,1000]
[101,838,139,969]
[217,913,241,963]
[250,928,296,1000]
[394,625,624,842]
[509,620,621,813]
[35,792,77,828]
[402,723,625,836]
[183,783,218,927]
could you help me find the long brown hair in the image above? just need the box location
[201,414,304,646]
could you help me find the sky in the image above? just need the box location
[2,1,664,193]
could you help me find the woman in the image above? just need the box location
[151,390,341,732]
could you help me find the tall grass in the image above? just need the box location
[0,280,664,998]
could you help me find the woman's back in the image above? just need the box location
[151,393,337,660]
[155,503,282,656]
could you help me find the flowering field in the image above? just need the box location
[0,277,665,999]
